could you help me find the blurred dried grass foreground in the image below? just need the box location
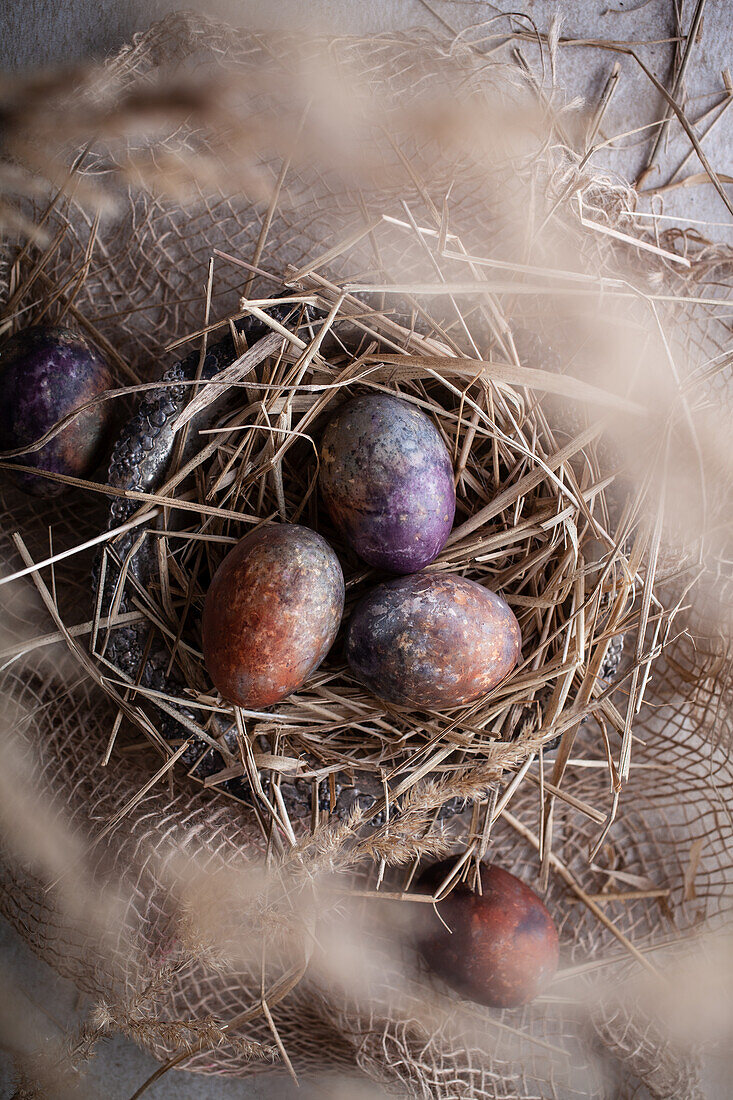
[0,10,732,1099]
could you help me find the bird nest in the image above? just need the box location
[86,266,640,850]
[0,12,731,1100]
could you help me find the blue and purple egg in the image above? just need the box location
[320,393,455,574]
[0,325,113,496]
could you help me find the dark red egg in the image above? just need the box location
[202,524,344,708]
[320,393,455,574]
[416,861,559,1008]
[345,572,520,708]
[0,325,113,496]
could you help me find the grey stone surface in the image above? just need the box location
[0,2,730,1097]
[0,916,305,1098]
[1,1,731,239]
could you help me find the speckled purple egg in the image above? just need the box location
[346,573,521,708]
[0,325,113,496]
[320,393,455,574]
[202,524,345,709]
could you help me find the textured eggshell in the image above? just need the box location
[320,393,456,574]
[202,524,345,708]
[0,325,113,496]
[345,573,521,708]
[417,861,559,1008]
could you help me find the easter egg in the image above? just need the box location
[0,325,113,496]
[202,524,344,708]
[345,573,520,708]
[320,393,455,574]
[417,861,559,1008]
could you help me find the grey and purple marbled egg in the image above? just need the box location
[320,393,455,574]
[346,572,521,708]
[0,325,113,496]
[202,524,345,709]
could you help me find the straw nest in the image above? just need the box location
[4,237,659,891]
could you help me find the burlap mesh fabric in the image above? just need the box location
[0,12,731,1098]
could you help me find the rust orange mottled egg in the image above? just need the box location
[417,861,559,1008]
[320,393,455,574]
[202,524,344,708]
[345,573,520,708]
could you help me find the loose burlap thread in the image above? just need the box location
[0,12,731,1099]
